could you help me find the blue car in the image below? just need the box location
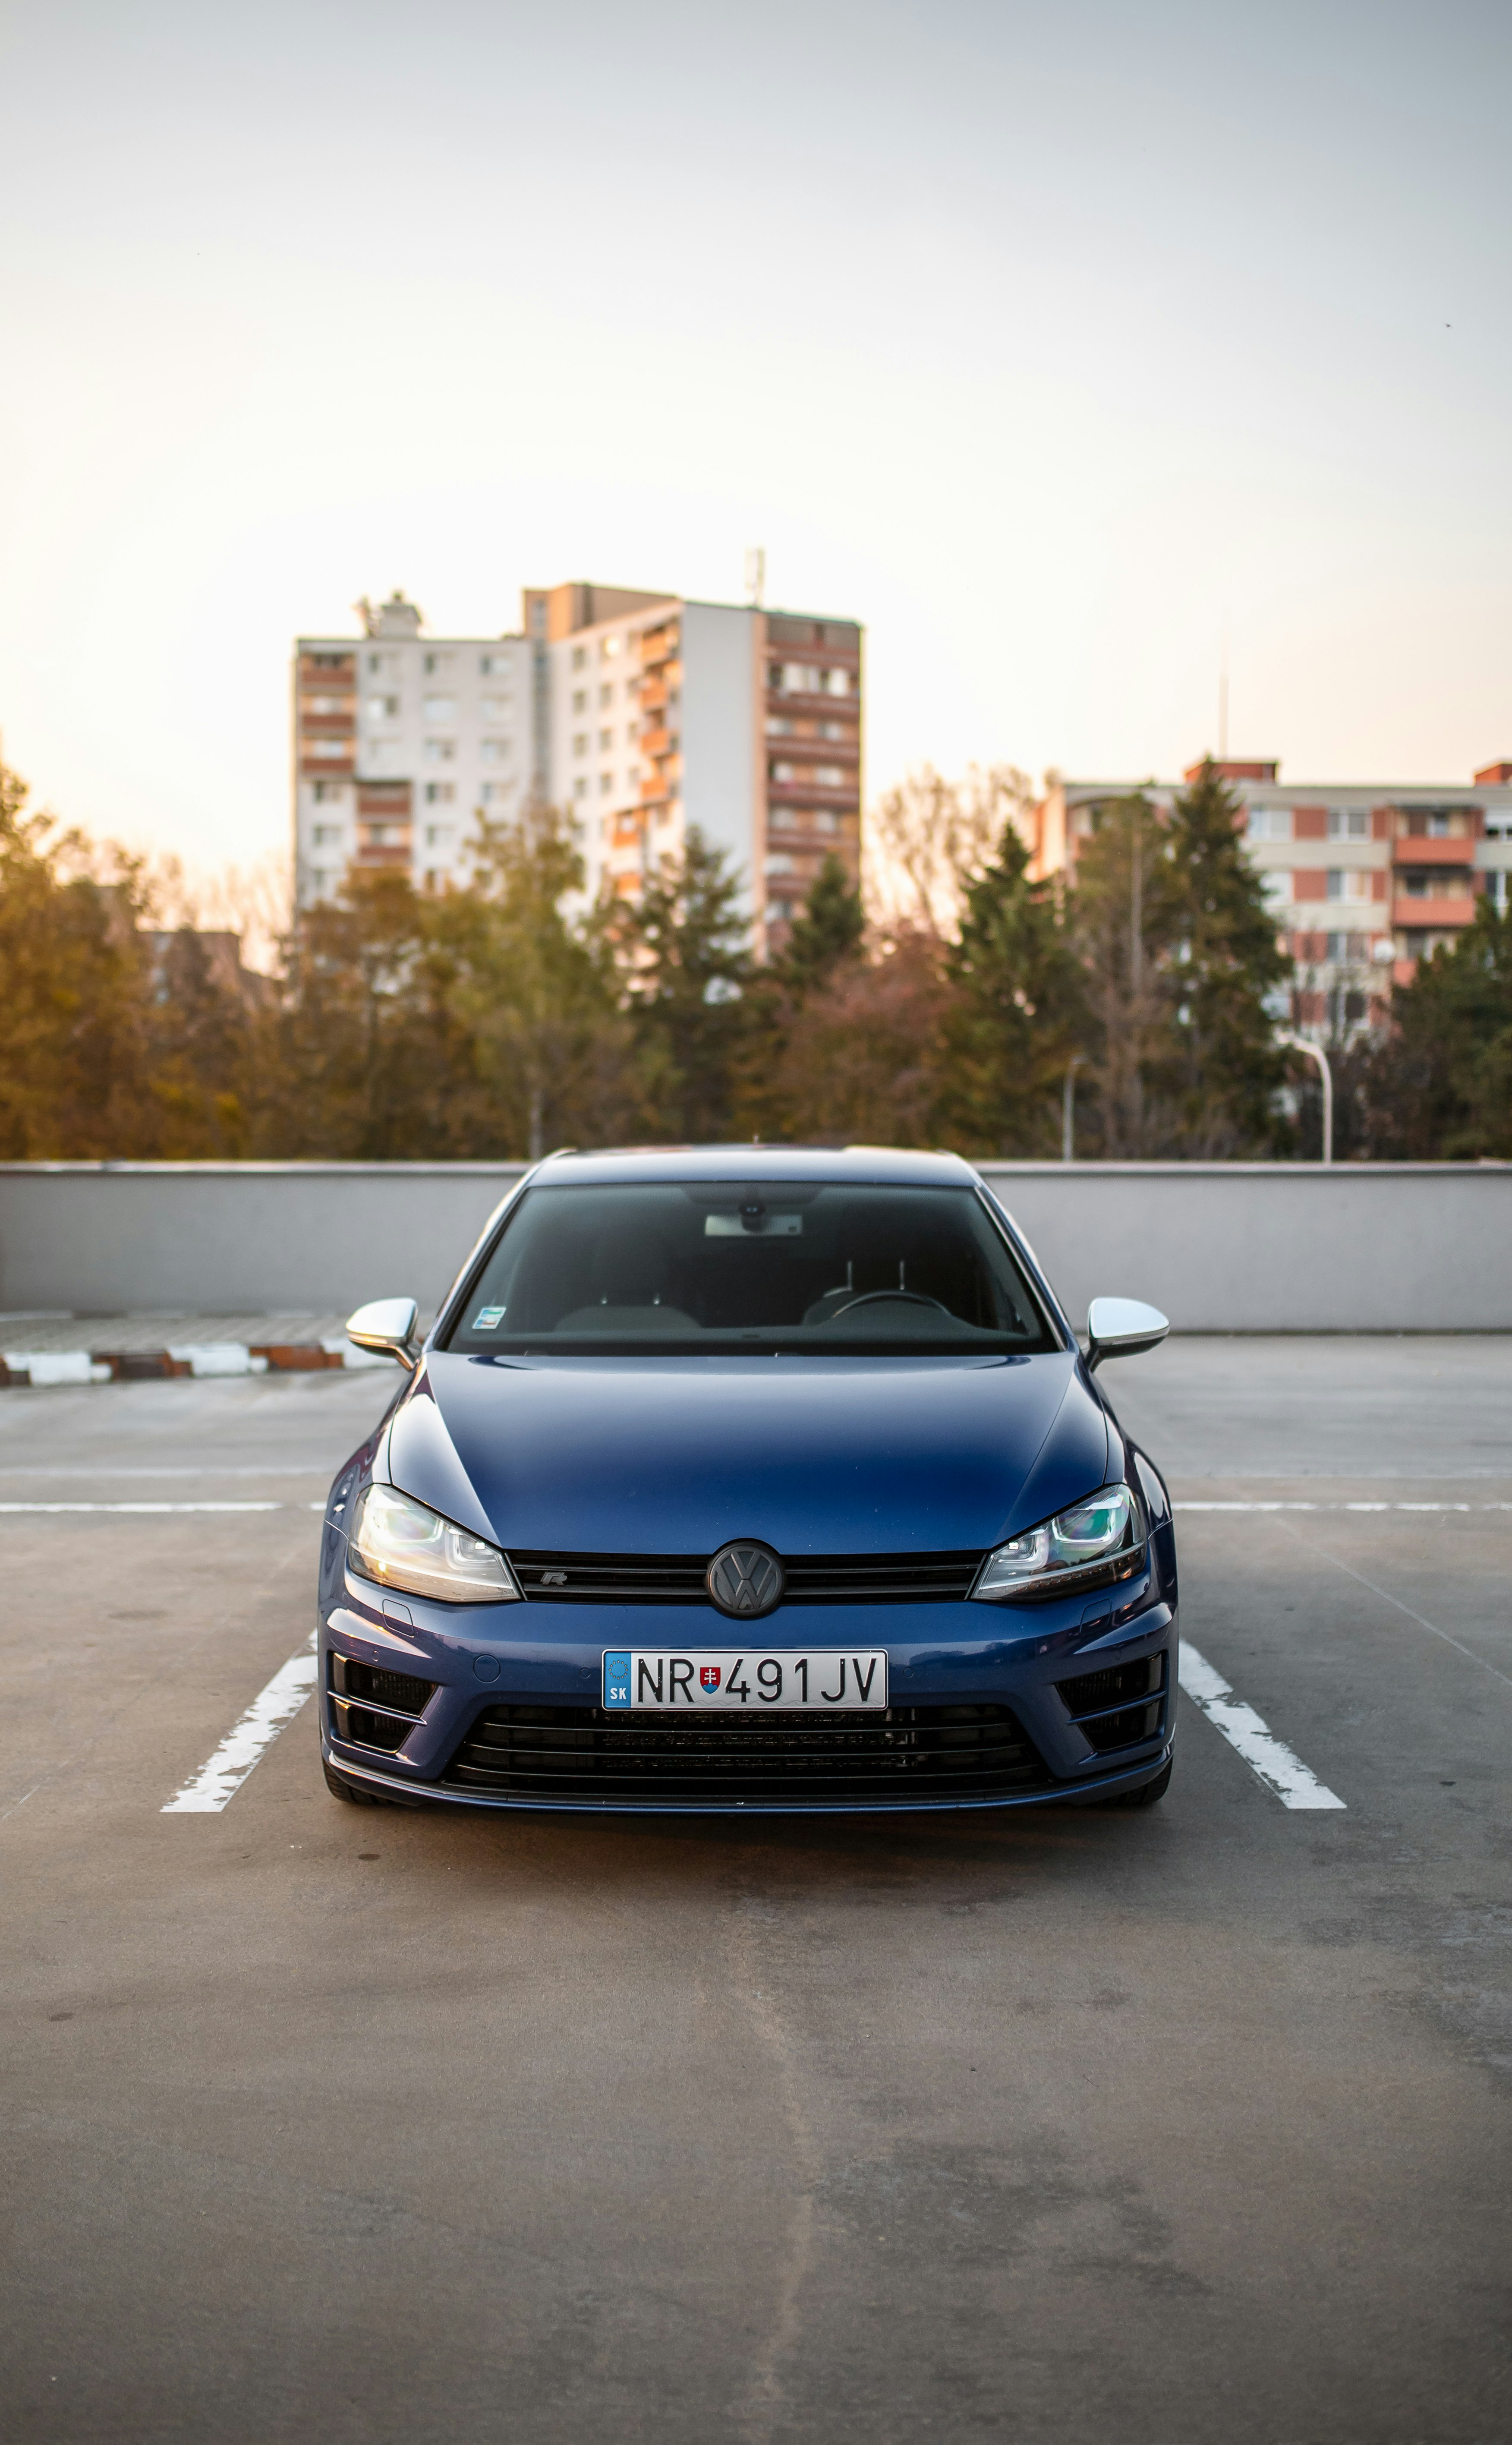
[318,1147,1176,1816]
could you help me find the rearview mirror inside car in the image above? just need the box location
[1085,1296,1169,1372]
[345,1297,421,1370]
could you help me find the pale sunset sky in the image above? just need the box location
[1,0,1508,872]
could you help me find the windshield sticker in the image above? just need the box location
[703,1213,802,1237]
[472,1305,507,1329]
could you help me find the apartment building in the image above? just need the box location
[1029,759,1512,1039]
[293,584,863,956]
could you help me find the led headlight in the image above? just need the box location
[349,1484,520,1605]
[972,1484,1140,1602]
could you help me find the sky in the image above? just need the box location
[1,0,1509,877]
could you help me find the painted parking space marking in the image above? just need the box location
[0,1500,323,1513]
[1178,1641,1346,1811]
[1176,1500,1512,1513]
[0,1500,283,1514]
[162,1633,318,1814]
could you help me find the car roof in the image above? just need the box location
[532,1145,981,1189]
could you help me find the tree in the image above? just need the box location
[440,803,636,1158]
[778,854,864,997]
[1153,759,1291,1154]
[1069,790,1172,1156]
[617,826,752,1140]
[741,927,950,1147]
[0,757,159,1157]
[1356,900,1512,1157]
[939,820,1089,1155]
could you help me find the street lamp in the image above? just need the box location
[1279,1032,1333,1165]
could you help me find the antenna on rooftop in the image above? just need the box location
[744,547,766,609]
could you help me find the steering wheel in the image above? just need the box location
[825,1290,953,1318]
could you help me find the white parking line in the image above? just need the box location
[1176,1501,1512,1513]
[0,1500,286,1514]
[0,1501,323,1513]
[161,1633,318,1814]
[1178,1641,1345,1810]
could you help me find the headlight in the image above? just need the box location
[972,1485,1140,1602]
[349,1484,520,1605]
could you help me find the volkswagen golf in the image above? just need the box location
[317,1145,1176,1815]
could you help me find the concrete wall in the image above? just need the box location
[0,1160,1507,1330]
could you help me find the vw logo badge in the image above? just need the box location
[706,1540,784,1619]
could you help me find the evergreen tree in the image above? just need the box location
[617,825,752,1139]
[778,854,865,997]
[1153,759,1290,1153]
[939,820,1089,1155]
[1357,899,1512,1157]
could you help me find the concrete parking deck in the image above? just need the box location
[1,1340,1508,2443]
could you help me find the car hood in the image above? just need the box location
[385,1350,1110,1558]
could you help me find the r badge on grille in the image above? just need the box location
[706,1540,784,1619]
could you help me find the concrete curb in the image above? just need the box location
[0,1341,370,1388]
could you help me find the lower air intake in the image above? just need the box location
[442,1703,1050,1805]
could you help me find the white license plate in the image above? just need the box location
[602,1650,888,1711]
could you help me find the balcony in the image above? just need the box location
[639,629,680,667]
[1392,893,1475,930]
[1391,834,1476,867]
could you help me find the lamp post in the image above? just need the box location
[1280,1033,1333,1165]
[1062,1056,1085,1163]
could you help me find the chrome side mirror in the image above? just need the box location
[345,1297,421,1370]
[1086,1296,1169,1372]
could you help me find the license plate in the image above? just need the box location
[602,1650,888,1711]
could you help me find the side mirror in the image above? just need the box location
[346,1297,421,1371]
[1086,1296,1169,1372]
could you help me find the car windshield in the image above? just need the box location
[442,1181,1060,1355]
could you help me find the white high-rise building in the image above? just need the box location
[293,581,863,954]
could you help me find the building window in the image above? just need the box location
[573,732,589,757]
[423,694,456,721]
[599,685,614,708]
[1327,870,1373,901]
[424,738,456,762]
[601,634,621,659]
[311,823,342,847]
[304,739,349,760]
[770,762,796,784]
[814,810,839,834]
[425,824,455,848]
[1247,808,1292,840]
[813,764,845,787]
[424,782,455,804]
[480,738,510,763]
[423,652,453,675]
[573,777,588,800]
[600,773,614,795]
[1260,874,1291,909]
[572,646,587,671]
[1327,808,1370,839]
[770,807,797,831]
[312,779,345,804]
[481,694,512,719]
[365,694,400,720]
[598,727,614,751]
[480,653,510,676]
[572,689,588,715]
[480,782,512,805]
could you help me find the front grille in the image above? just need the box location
[442,1702,1050,1805]
[1056,1651,1166,1755]
[328,1654,436,1756]
[505,1549,983,1605]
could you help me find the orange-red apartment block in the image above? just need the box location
[1029,760,1512,1040]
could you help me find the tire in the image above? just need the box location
[1105,1758,1172,1810]
[323,1757,388,1806]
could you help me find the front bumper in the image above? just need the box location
[318,1563,1176,1814]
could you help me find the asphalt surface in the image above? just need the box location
[1,1339,1509,2444]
